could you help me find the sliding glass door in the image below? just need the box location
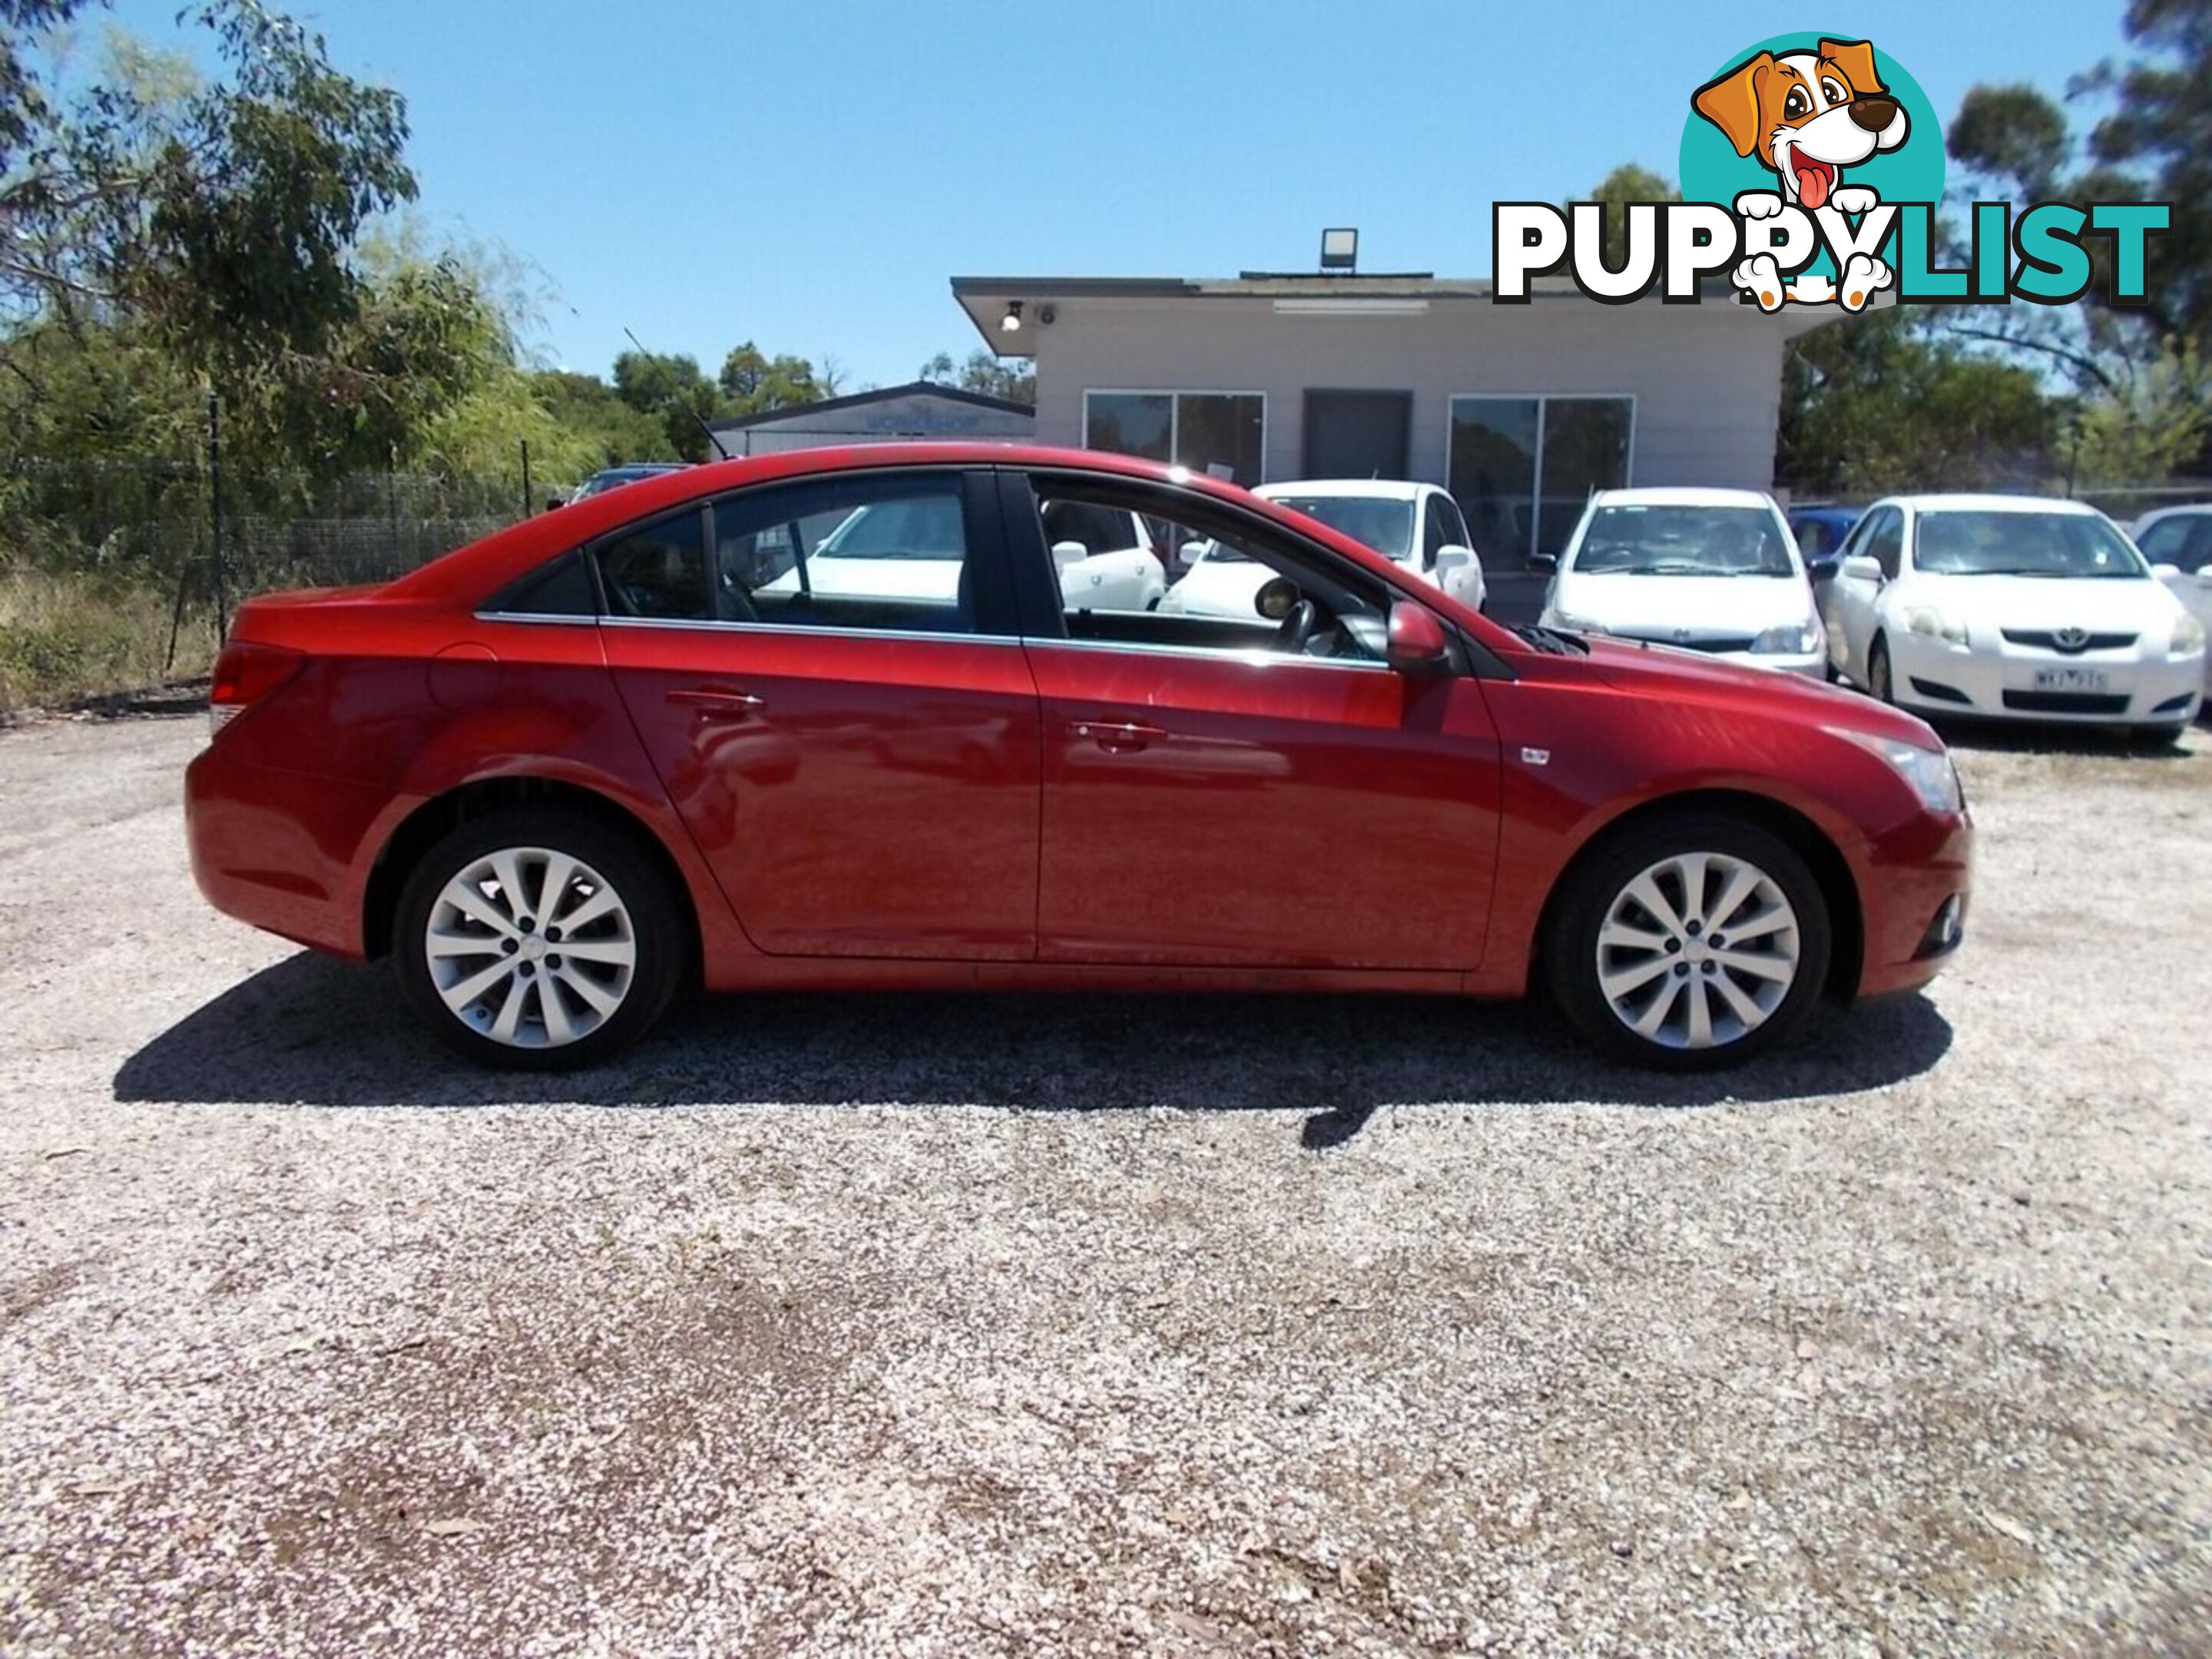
[1448,395,1634,564]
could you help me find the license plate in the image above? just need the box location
[2032,667,2108,692]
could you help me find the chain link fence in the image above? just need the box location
[0,454,561,710]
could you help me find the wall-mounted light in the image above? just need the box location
[1000,300,1024,333]
[1320,227,1358,273]
[1038,303,1056,326]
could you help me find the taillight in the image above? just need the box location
[207,641,305,738]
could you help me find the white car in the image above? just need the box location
[1161,479,1485,618]
[2131,505,2212,698]
[759,495,1164,612]
[1825,494,2206,733]
[1537,487,1826,677]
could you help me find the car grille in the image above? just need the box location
[2001,690,2131,715]
[1614,631,1757,653]
[2000,628,2136,654]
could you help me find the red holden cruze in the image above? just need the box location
[185,445,1971,1071]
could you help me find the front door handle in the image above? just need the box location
[1074,719,1167,753]
[667,685,766,715]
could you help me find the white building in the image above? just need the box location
[950,270,1832,565]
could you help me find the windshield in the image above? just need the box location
[1270,495,1416,561]
[1915,510,2147,578]
[1569,505,1796,576]
[814,497,965,561]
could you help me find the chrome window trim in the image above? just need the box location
[594,614,1021,647]
[473,610,598,627]
[1021,634,1397,674]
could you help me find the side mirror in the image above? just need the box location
[1049,539,1089,570]
[1841,555,1884,584]
[1434,545,1473,574]
[2149,561,2182,580]
[1526,551,1557,574]
[1177,540,1210,569]
[1386,601,1452,675]
[1806,555,1839,581]
[542,498,565,513]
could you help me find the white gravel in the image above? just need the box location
[2,713,2208,1657]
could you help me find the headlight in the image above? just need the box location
[1830,727,1964,814]
[1750,621,1822,654]
[2174,614,2207,654]
[1903,606,1968,644]
[1541,609,1607,634]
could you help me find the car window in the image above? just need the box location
[598,512,707,620]
[1437,495,1474,552]
[1022,476,1391,665]
[1569,505,1796,576]
[1267,495,1419,565]
[1793,518,1830,560]
[1041,500,1141,558]
[2135,515,2207,571]
[1912,510,2147,579]
[707,472,990,635]
[1865,509,1903,580]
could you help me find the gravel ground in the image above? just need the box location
[2,712,2208,1657]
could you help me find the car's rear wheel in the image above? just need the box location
[393,807,685,1070]
[1545,814,1832,1070]
[1867,635,1894,704]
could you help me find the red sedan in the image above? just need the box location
[185,445,1972,1071]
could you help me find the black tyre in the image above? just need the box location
[392,806,687,1070]
[1867,635,1894,704]
[1545,813,1833,1071]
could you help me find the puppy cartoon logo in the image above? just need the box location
[1692,38,1907,311]
[1490,35,2167,313]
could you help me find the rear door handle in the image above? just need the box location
[667,685,766,714]
[1074,720,1167,752]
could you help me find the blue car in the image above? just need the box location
[1786,503,1866,580]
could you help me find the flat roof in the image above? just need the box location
[951,271,1835,353]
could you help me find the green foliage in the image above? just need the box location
[922,349,1035,403]
[718,341,820,416]
[612,349,724,462]
[1949,1,2212,363]
[1781,306,2058,497]
[2069,339,2211,485]
[1573,164,1678,270]
[525,371,668,472]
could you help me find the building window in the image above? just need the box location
[1448,394,1634,563]
[1085,391,1265,485]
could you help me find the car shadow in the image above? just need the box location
[113,953,1955,1141]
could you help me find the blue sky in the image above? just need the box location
[101,0,2129,388]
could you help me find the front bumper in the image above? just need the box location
[1856,807,1975,999]
[1887,633,2204,725]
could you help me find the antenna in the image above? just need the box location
[624,325,730,462]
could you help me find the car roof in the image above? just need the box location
[1588,486,1779,511]
[2132,503,2212,525]
[382,442,1498,634]
[1881,493,2104,515]
[1255,478,1431,502]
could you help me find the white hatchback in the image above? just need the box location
[1538,488,1826,677]
[1826,494,2205,733]
[1161,479,1485,618]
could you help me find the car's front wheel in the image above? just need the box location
[392,807,687,1070]
[1546,814,1832,1070]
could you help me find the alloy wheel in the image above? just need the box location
[425,846,637,1049]
[1594,851,1801,1051]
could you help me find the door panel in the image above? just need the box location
[605,625,1041,959]
[1304,390,1412,479]
[1025,643,1503,969]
